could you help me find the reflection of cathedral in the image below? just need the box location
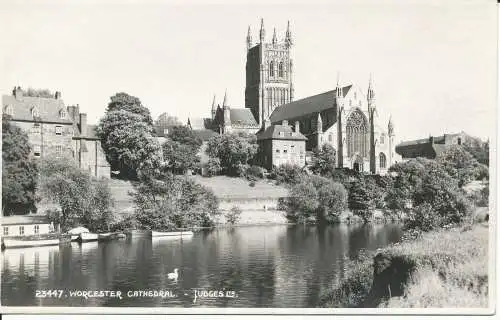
[195,19,399,173]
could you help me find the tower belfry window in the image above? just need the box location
[269,61,274,77]
[278,62,284,77]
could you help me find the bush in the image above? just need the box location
[309,144,336,177]
[206,133,258,176]
[244,165,267,181]
[270,163,306,185]
[225,206,242,225]
[132,173,221,230]
[285,175,347,224]
[405,203,445,232]
[348,179,374,223]
[204,158,222,177]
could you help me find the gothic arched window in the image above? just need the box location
[4,105,13,116]
[59,109,67,119]
[278,62,284,77]
[346,110,369,158]
[269,61,274,77]
[379,152,387,169]
[31,106,40,118]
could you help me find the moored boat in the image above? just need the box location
[2,238,60,249]
[151,230,194,238]
[98,232,127,241]
[77,232,99,243]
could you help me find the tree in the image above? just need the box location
[206,133,258,176]
[270,163,307,185]
[285,175,347,224]
[38,156,115,232]
[97,93,162,179]
[161,126,203,174]
[156,112,182,127]
[106,92,153,125]
[132,173,220,230]
[437,145,481,187]
[2,118,38,215]
[310,144,336,177]
[463,137,489,166]
[348,179,373,223]
[168,126,202,148]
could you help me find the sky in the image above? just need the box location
[0,0,497,142]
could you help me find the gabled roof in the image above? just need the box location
[2,94,73,124]
[269,85,352,122]
[229,108,259,127]
[256,124,307,141]
[2,215,51,226]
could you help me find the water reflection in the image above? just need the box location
[2,223,402,307]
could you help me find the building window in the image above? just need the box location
[354,92,357,99]
[56,145,63,155]
[31,106,40,118]
[346,110,369,158]
[59,109,67,119]
[34,225,40,234]
[457,138,462,145]
[33,145,41,157]
[349,99,352,106]
[380,134,385,144]
[55,126,63,135]
[19,226,25,235]
[283,149,288,154]
[3,227,8,236]
[4,105,13,116]
[329,134,333,142]
[279,131,284,137]
[163,128,169,135]
[32,123,41,134]
[269,61,274,77]
[278,62,284,77]
[379,152,387,168]
[275,149,280,153]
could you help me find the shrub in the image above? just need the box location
[244,165,267,180]
[405,203,445,232]
[132,173,220,230]
[348,179,374,223]
[206,133,258,176]
[270,163,306,185]
[309,144,336,177]
[225,206,242,225]
[285,175,347,224]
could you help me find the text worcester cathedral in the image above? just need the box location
[202,19,399,174]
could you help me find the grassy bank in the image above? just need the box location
[318,219,489,308]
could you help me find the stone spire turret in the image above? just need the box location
[211,94,217,120]
[259,18,265,43]
[246,25,252,50]
[285,20,293,47]
[388,115,394,136]
[272,27,277,45]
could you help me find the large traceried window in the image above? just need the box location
[379,152,387,168]
[269,61,274,77]
[346,110,369,158]
[278,62,284,77]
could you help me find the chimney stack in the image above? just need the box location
[55,91,61,99]
[429,136,434,144]
[80,113,87,137]
[264,119,271,130]
[295,120,300,133]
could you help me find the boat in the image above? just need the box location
[76,232,99,243]
[98,232,127,241]
[151,230,194,238]
[2,238,60,249]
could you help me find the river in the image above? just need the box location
[1,223,402,308]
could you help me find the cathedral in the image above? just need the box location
[195,19,399,174]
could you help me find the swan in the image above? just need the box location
[168,268,179,281]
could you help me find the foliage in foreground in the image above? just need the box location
[319,223,489,308]
[2,118,39,215]
[38,156,115,232]
[131,172,221,230]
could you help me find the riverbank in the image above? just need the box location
[318,214,489,308]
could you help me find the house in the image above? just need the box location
[256,120,307,170]
[2,215,55,237]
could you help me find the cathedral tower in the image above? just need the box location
[245,19,294,127]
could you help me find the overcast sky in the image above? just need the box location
[0,0,496,142]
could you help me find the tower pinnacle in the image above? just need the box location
[272,27,277,45]
[259,18,265,43]
[285,20,293,47]
[222,90,228,107]
[246,26,252,50]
